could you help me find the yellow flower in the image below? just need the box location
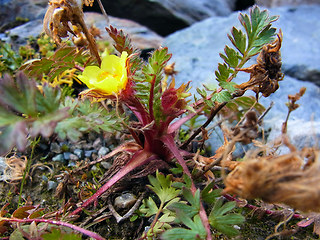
[78,51,128,95]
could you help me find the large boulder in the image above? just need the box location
[0,0,47,32]
[163,5,320,150]
[85,0,236,36]
[256,0,320,7]
[3,12,163,50]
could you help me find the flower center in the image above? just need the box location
[97,71,118,82]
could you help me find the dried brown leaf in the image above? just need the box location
[224,148,320,212]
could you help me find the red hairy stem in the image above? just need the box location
[161,134,212,240]
[125,96,150,125]
[1,217,105,240]
[72,150,155,215]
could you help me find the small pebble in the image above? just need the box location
[91,165,98,172]
[47,181,57,191]
[69,153,79,161]
[114,193,137,209]
[85,150,96,158]
[101,161,111,170]
[52,154,65,163]
[98,147,110,157]
[68,161,76,167]
[73,149,83,159]
[63,152,72,160]
[50,142,61,154]
[93,138,102,148]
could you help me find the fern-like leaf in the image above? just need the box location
[20,46,92,80]
[54,97,122,142]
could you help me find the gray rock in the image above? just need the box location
[0,0,46,32]
[114,193,136,209]
[52,154,65,163]
[98,147,110,157]
[2,12,164,55]
[85,150,97,158]
[85,13,164,50]
[256,0,320,8]
[74,149,84,159]
[68,161,77,167]
[270,6,320,84]
[63,152,72,161]
[50,142,61,154]
[0,157,7,181]
[69,153,79,161]
[86,0,236,36]
[163,5,320,149]
[164,5,320,91]
[100,161,111,170]
[47,180,57,191]
[148,0,234,24]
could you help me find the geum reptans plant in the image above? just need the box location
[69,7,281,239]
[71,29,211,229]
[0,2,290,239]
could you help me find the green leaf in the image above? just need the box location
[55,98,121,142]
[208,198,245,237]
[228,27,246,55]
[0,72,69,154]
[162,214,206,240]
[220,46,240,68]
[169,188,200,219]
[201,182,222,204]
[21,47,92,81]
[140,197,159,217]
[212,91,232,103]
[219,81,237,93]
[147,171,180,204]
[135,47,172,123]
[215,63,232,82]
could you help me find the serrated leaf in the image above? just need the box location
[219,81,237,92]
[201,182,222,204]
[212,91,232,103]
[162,214,206,240]
[106,26,135,55]
[0,72,70,154]
[55,98,121,142]
[21,47,91,81]
[228,27,246,55]
[220,46,240,68]
[147,171,180,204]
[215,63,231,82]
[169,188,200,219]
[208,198,245,237]
[140,197,159,217]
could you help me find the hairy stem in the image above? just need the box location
[161,135,212,240]
[18,137,41,206]
[72,150,155,215]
